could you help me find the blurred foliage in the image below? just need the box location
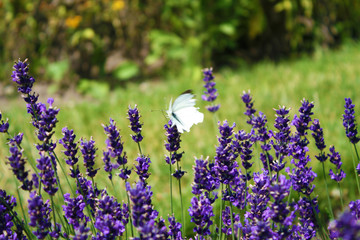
[0,0,359,86]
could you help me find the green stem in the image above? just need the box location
[137,142,142,156]
[52,150,75,196]
[350,144,360,195]
[15,182,27,226]
[337,182,344,209]
[227,185,235,240]
[219,183,224,240]
[321,161,334,219]
[169,154,174,214]
[177,178,185,233]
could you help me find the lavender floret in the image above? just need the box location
[11,59,35,95]
[37,153,58,196]
[128,105,144,143]
[188,193,214,236]
[202,68,220,112]
[241,91,256,124]
[80,137,99,178]
[343,98,360,144]
[28,191,52,239]
[135,155,151,183]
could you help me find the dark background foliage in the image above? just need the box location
[1,0,359,86]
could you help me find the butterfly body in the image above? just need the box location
[166,91,204,133]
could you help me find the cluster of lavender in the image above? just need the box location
[1,59,360,240]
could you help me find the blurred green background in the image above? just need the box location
[1,0,360,236]
[1,0,360,89]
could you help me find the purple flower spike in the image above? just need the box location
[103,118,128,180]
[93,194,127,238]
[349,200,360,220]
[246,171,271,223]
[28,191,52,239]
[296,197,319,239]
[192,157,219,195]
[135,155,151,183]
[0,190,19,238]
[310,119,328,162]
[168,215,182,240]
[164,120,182,154]
[80,137,99,178]
[214,120,239,184]
[73,224,90,240]
[328,146,346,183]
[11,59,35,95]
[343,98,360,144]
[31,98,60,152]
[126,181,160,238]
[128,105,144,143]
[188,193,214,237]
[7,136,33,191]
[62,193,87,229]
[37,153,58,196]
[328,211,360,240]
[59,127,80,178]
[292,99,314,136]
[202,68,220,112]
[241,90,257,124]
[0,112,9,133]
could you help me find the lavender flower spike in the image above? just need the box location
[80,137,99,178]
[202,68,220,112]
[11,59,35,95]
[37,153,58,196]
[310,119,328,162]
[188,193,214,237]
[59,127,80,178]
[241,90,256,124]
[0,112,9,133]
[128,105,143,143]
[343,98,360,144]
[7,134,33,191]
[328,146,346,182]
[28,191,52,239]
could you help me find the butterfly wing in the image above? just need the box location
[168,92,204,133]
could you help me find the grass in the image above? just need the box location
[1,41,360,236]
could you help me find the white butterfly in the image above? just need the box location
[166,90,204,133]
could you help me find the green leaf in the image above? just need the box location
[113,61,139,80]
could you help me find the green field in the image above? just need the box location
[2,41,360,236]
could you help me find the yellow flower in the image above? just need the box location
[65,15,82,29]
[111,0,125,11]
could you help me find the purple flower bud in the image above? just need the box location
[135,155,151,183]
[328,146,346,183]
[192,157,219,195]
[7,137,33,191]
[343,98,360,144]
[0,190,19,238]
[62,193,87,229]
[28,191,52,239]
[80,137,99,178]
[164,120,181,154]
[188,193,214,236]
[328,211,360,240]
[36,153,58,196]
[126,181,160,238]
[11,59,35,95]
[202,68,220,112]
[94,194,127,238]
[168,215,182,239]
[214,121,239,184]
[0,112,9,133]
[241,91,256,124]
[127,105,143,143]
